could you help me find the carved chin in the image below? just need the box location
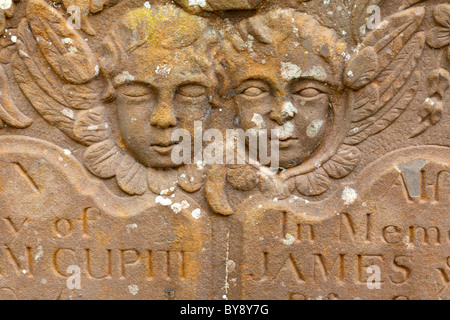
[82,136,205,196]
[131,152,181,170]
[276,140,324,169]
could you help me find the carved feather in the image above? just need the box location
[0,65,32,128]
[351,0,384,43]
[346,72,420,145]
[26,0,98,84]
[12,0,100,144]
[345,9,425,145]
[12,52,75,138]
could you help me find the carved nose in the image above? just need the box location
[270,99,294,126]
[150,96,177,129]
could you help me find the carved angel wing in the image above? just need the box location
[12,0,105,146]
[295,8,426,198]
[0,64,32,128]
[343,7,425,146]
[351,0,385,43]
[311,0,385,45]
[53,0,119,35]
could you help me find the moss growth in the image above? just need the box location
[125,5,205,49]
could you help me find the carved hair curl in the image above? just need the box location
[224,8,347,87]
[99,4,222,103]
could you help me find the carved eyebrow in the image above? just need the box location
[174,75,210,88]
[113,71,137,87]
[298,74,335,86]
[236,79,271,91]
[291,80,330,93]
[113,71,211,89]
[285,61,336,84]
[236,77,274,89]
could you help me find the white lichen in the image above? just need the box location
[251,113,265,129]
[283,233,296,246]
[0,0,11,10]
[303,66,327,82]
[306,120,324,138]
[34,246,43,261]
[155,64,172,76]
[126,224,138,233]
[128,285,139,296]
[171,200,190,214]
[114,71,135,85]
[283,101,298,117]
[342,186,358,205]
[192,208,201,220]
[62,108,74,120]
[189,0,206,7]
[281,62,302,80]
[155,196,172,206]
[275,121,295,140]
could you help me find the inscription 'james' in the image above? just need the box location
[237,150,449,300]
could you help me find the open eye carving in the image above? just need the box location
[291,81,328,99]
[237,80,270,98]
[242,87,265,97]
[293,88,322,98]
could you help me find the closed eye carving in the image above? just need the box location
[177,84,207,98]
[119,83,152,98]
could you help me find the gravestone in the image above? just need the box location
[0,0,447,300]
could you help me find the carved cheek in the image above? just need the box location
[292,94,330,140]
[116,96,154,144]
[175,99,210,132]
[236,96,273,130]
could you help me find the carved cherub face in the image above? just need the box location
[114,48,213,169]
[226,11,345,169]
[110,5,218,169]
